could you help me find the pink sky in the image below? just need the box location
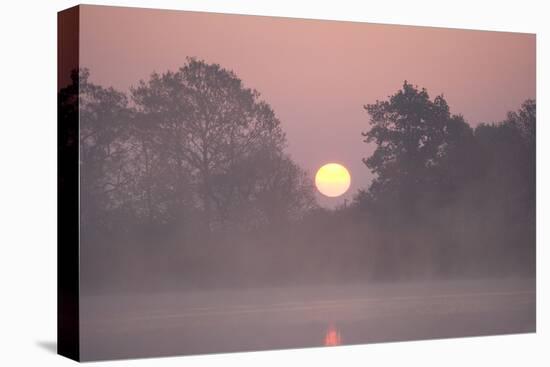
[80,5,535,206]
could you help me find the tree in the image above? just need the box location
[471,99,536,275]
[359,81,474,214]
[217,149,317,230]
[127,73,196,227]
[132,58,312,231]
[78,69,134,233]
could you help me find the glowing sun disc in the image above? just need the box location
[315,163,351,197]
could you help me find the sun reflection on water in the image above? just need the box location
[324,325,342,346]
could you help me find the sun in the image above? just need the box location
[315,163,351,198]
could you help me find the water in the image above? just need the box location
[79,278,535,361]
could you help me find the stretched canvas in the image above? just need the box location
[58,5,536,362]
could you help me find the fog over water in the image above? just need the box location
[80,279,535,360]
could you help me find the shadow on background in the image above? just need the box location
[36,340,57,354]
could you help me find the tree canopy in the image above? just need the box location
[356,82,535,277]
[360,82,475,213]
[71,59,317,238]
[62,66,535,291]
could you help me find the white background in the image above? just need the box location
[0,0,548,366]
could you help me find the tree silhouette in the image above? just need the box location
[471,99,536,274]
[78,69,133,233]
[357,82,535,277]
[360,81,474,214]
[132,58,312,231]
[70,64,535,291]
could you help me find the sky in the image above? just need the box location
[80,5,535,206]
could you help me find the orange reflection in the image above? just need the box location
[324,325,342,346]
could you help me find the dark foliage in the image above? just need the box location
[59,67,535,292]
[354,83,535,278]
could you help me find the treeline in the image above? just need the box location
[351,82,535,279]
[71,59,317,239]
[60,60,535,292]
[59,59,318,291]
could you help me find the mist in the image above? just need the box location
[61,59,535,360]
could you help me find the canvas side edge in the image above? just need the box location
[57,5,81,362]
